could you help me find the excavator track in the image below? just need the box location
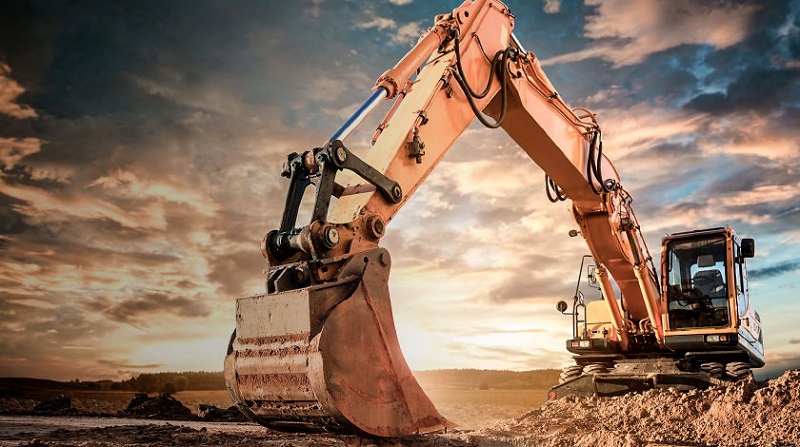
[224,248,447,437]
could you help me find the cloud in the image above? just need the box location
[207,248,265,297]
[356,17,397,31]
[0,177,168,230]
[307,0,326,18]
[543,0,562,14]
[593,104,708,159]
[0,137,42,168]
[749,260,800,280]
[353,9,424,47]
[127,70,246,116]
[393,22,425,46]
[86,169,219,217]
[0,63,37,119]
[96,359,163,369]
[543,0,760,67]
[789,338,800,345]
[685,67,800,116]
[761,350,800,379]
[83,291,211,328]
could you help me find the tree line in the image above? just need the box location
[106,371,225,393]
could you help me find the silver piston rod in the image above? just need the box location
[327,87,389,144]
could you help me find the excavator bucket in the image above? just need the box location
[224,248,447,437]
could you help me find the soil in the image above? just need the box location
[1,370,798,447]
[479,369,800,447]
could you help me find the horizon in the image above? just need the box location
[1,0,800,381]
[3,365,793,384]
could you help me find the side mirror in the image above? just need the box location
[556,301,569,314]
[741,238,755,258]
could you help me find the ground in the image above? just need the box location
[1,370,798,447]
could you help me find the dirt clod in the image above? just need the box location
[198,404,248,422]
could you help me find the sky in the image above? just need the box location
[0,0,799,381]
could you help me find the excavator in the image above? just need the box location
[224,0,765,437]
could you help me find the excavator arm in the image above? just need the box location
[225,0,662,436]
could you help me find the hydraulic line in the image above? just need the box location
[451,31,513,129]
[586,129,616,194]
[545,175,567,202]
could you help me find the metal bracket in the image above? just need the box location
[278,152,314,232]
[324,140,403,204]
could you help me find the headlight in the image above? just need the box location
[571,339,592,348]
[705,334,730,343]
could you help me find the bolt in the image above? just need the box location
[367,216,385,239]
[379,251,390,267]
[322,226,340,249]
[392,185,402,201]
[335,147,347,164]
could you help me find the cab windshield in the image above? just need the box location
[666,235,730,329]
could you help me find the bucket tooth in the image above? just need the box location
[224,248,446,437]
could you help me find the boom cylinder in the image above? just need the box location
[328,88,388,143]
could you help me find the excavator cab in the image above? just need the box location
[661,227,765,369]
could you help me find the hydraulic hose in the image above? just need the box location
[586,129,615,194]
[545,175,567,202]
[451,31,513,129]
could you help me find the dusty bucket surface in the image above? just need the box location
[224,248,446,437]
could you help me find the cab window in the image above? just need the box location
[666,235,729,329]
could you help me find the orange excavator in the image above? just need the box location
[224,0,765,437]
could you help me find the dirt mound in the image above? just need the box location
[116,393,197,421]
[473,369,800,447]
[33,395,77,416]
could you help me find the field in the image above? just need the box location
[423,387,549,429]
[174,388,550,429]
[0,370,557,429]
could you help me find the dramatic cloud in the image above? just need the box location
[0,63,37,119]
[749,260,800,280]
[0,137,41,168]
[1,0,798,381]
[83,292,211,328]
[543,0,760,67]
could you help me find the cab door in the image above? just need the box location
[733,241,763,360]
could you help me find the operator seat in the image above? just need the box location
[693,269,725,298]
